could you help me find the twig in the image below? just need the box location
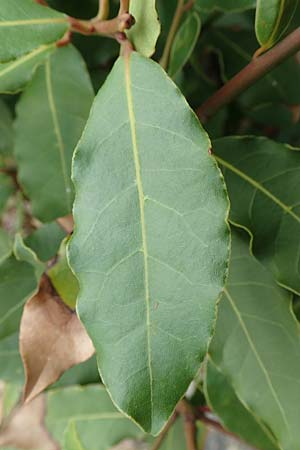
[196,27,300,122]
[177,400,198,450]
[68,13,134,38]
[119,0,130,14]
[97,0,110,21]
[159,0,185,70]
[151,411,179,450]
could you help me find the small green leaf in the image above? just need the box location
[69,51,229,435]
[214,136,300,295]
[25,222,66,262]
[195,0,255,12]
[48,239,79,309]
[14,45,94,222]
[127,0,161,57]
[209,227,300,450]
[205,360,279,450]
[0,44,55,94]
[0,228,12,263]
[0,173,15,214]
[0,255,37,340]
[46,385,146,446]
[13,233,45,280]
[169,11,201,78]
[0,334,23,383]
[0,100,14,156]
[255,0,299,50]
[0,0,69,62]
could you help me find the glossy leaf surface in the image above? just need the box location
[127,0,160,57]
[69,52,229,434]
[214,136,300,295]
[14,45,94,222]
[169,11,201,78]
[209,228,300,450]
[255,0,299,50]
[0,0,69,62]
[0,44,55,94]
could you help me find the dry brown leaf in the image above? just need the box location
[20,275,94,403]
[0,393,58,450]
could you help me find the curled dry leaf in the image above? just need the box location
[0,393,58,450]
[20,275,95,403]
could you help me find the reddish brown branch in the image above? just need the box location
[197,27,300,122]
[177,400,198,450]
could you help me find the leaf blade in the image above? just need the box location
[69,52,229,434]
[14,45,94,222]
[0,0,69,62]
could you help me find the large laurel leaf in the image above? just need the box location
[69,51,229,434]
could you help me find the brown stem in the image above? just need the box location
[177,400,198,450]
[119,0,130,14]
[197,27,300,122]
[56,215,74,234]
[97,0,110,20]
[68,13,134,38]
[159,0,185,70]
[151,412,179,450]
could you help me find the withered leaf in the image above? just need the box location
[20,276,94,403]
[0,393,58,450]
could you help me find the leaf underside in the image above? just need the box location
[69,52,229,435]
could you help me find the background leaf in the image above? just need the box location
[0,0,69,63]
[213,136,300,295]
[0,44,55,94]
[14,45,94,222]
[255,0,299,50]
[127,0,161,57]
[209,227,300,450]
[205,360,279,450]
[195,0,255,13]
[169,11,201,78]
[0,100,13,157]
[69,51,229,435]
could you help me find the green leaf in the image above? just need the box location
[127,0,161,57]
[25,222,66,262]
[255,0,299,50]
[69,51,230,435]
[46,385,147,446]
[205,360,279,450]
[0,173,15,214]
[0,334,23,383]
[48,238,79,309]
[209,227,300,450]
[14,45,94,222]
[0,0,69,63]
[0,100,14,157]
[168,11,201,78]
[195,0,255,12]
[0,255,37,340]
[0,44,55,94]
[13,233,46,280]
[0,229,12,263]
[214,136,300,295]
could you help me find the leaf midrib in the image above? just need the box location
[124,54,153,423]
[45,57,72,211]
[0,18,67,27]
[0,45,52,79]
[215,155,300,224]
